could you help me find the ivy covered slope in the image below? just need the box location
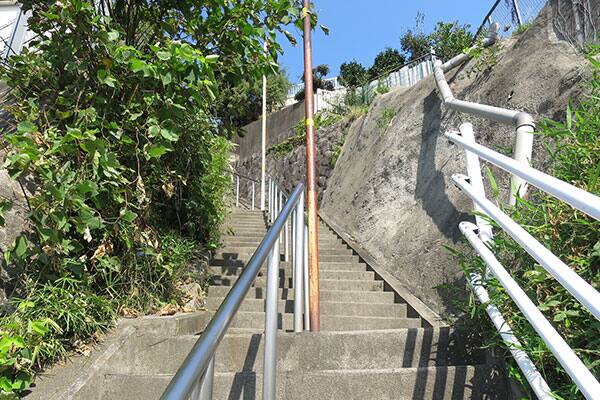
[0,0,302,396]
[454,53,600,399]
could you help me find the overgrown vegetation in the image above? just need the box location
[267,112,343,158]
[450,56,600,399]
[377,107,396,133]
[0,0,306,396]
[293,64,334,102]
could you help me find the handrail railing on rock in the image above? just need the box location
[160,182,309,400]
[434,24,600,400]
[233,172,259,210]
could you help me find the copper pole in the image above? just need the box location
[301,0,320,332]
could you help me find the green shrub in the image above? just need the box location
[377,107,396,133]
[0,0,299,395]
[451,56,600,399]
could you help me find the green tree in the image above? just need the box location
[339,60,368,88]
[400,12,431,61]
[430,21,474,61]
[368,48,406,80]
[217,70,291,128]
[294,64,335,101]
[0,0,304,395]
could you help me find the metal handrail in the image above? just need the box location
[233,172,258,210]
[433,23,535,205]
[161,183,307,400]
[435,25,600,399]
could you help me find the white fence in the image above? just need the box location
[286,56,435,112]
[0,4,33,59]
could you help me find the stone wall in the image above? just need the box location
[234,101,306,162]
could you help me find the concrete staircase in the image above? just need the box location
[68,208,511,399]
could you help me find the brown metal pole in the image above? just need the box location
[301,0,320,332]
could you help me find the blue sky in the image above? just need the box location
[278,0,493,83]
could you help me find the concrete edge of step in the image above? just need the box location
[26,311,218,400]
[318,212,446,328]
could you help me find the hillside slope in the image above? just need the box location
[319,3,590,316]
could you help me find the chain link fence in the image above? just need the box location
[475,0,549,41]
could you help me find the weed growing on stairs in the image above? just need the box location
[448,54,600,399]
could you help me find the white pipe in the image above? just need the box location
[459,123,494,242]
[453,174,600,321]
[261,41,268,211]
[468,271,554,400]
[252,181,255,211]
[445,131,600,221]
[461,222,599,399]
[433,24,535,202]
[294,192,305,332]
[303,223,310,331]
[236,175,240,208]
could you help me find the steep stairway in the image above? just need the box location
[71,207,511,399]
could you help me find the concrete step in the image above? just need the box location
[209,277,384,292]
[209,267,374,281]
[221,239,343,247]
[224,312,420,331]
[208,263,368,276]
[94,364,507,400]
[209,257,367,270]
[215,246,354,260]
[206,298,406,317]
[207,287,396,303]
[106,328,487,376]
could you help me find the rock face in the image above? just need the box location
[236,2,592,317]
[234,117,356,204]
[319,4,590,317]
[0,150,30,310]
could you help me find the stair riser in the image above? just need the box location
[214,249,354,260]
[208,263,367,274]
[209,268,373,281]
[106,329,487,375]
[95,365,507,400]
[209,278,383,292]
[205,298,406,317]
[208,258,366,270]
[207,287,395,302]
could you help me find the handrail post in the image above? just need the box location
[263,237,280,400]
[459,123,493,243]
[284,213,290,262]
[303,223,310,331]
[236,175,240,208]
[252,182,255,211]
[510,119,535,205]
[294,192,305,332]
[190,356,214,400]
[269,179,273,222]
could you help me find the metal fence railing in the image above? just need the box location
[161,180,310,399]
[474,0,549,41]
[434,24,600,400]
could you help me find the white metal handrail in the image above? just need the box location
[434,24,600,400]
[161,182,310,400]
[268,175,311,331]
[233,172,259,210]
